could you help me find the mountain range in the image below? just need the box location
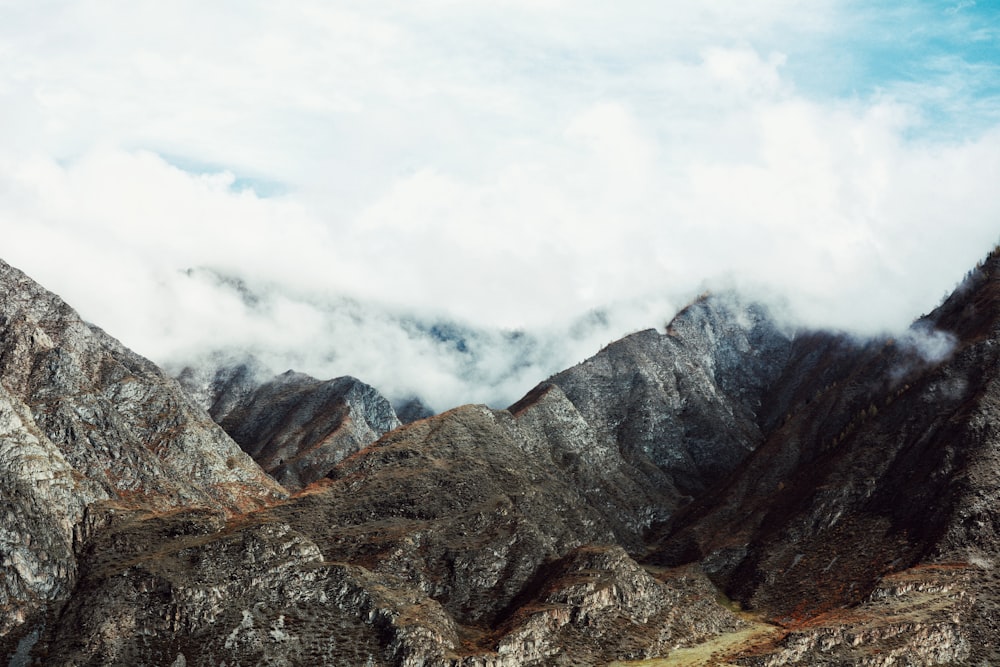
[2,246,1000,665]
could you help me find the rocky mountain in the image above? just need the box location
[179,364,401,490]
[646,248,1000,664]
[0,259,285,652]
[3,247,1000,665]
[393,396,436,424]
[546,295,794,498]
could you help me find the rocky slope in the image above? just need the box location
[21,399,736,666]
[546,296,794,498]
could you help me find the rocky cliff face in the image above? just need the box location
[20,399,732,666]
[218,371,400,490]
[0,261,284,509]
[5,248,1000,665]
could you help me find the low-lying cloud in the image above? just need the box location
[899,323,959,367]
[124,267,680,412]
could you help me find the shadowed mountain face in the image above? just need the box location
[546,296,794,497]
[393,395,436,424]
[183,366,402,490]
[646,248,1000,664]
[4,248,1000,665]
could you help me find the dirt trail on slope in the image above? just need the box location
[607,616,785,667]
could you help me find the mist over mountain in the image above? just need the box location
[157,265,688,413]
[137,258,997,419]
[5,2,1000,415]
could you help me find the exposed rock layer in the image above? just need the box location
[546,297,793,497]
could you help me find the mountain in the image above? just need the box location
[393,396,436,424]
[0,258,285,649]
[546,295,794,497]
[179,363,401,489]
[647,247,1000,664]
[3,247,1000,665]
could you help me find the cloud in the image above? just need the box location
[900,324,958,366]
[2,2,999,409]
[946,1,977,16]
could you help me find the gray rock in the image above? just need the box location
[548,295,793,495]
[650,248,1000,665]
[177,359,404,490]
[393,396,435,424]
[216,371,402,490]
[0,259,284,640]
[8,247,1000,666]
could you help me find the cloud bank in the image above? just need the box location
[2,1,999,408]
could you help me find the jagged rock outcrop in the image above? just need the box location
[219,371,400,490]
[734,565,975,666]
[37,506,459,666]
[0,383,91,636]
[0,259,285,648]
[479,545,746,665]
[509,383,681,544]
[0,260,284,509]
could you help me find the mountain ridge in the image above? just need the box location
[2,247,1000,664]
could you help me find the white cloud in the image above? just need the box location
[946,1,976,16]
[1,2,999,409]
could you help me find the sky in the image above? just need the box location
[1,1,999,410]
